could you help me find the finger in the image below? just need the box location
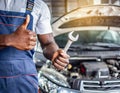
[53,62,64,70]
[28,32,37,39]
[57,49,70,58]
[55,59,68,67]
[22,15,30,29]
[57,56,69,64]
[31,37,37,42]
[29,36,37,42]
[28,41,36,46]
[28,31,36,36]
[60,52,70,58]
[26,45,35,50]
[52,51,59,62]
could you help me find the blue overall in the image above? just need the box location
[0,0,38,93]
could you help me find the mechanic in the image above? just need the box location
[0,0,69,93]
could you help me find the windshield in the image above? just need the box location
[55,30,120,48]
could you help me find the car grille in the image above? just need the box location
[80,80,120,92]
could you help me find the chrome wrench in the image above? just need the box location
[64,31,79,52]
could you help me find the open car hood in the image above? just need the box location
[52,5,120,36]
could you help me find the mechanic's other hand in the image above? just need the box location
[52,49,70,70]
[10,15,36,50]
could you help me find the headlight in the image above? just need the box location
[38,72,58,93]
[38,71,80,93]
[38,65,70,93]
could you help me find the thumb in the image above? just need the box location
[22,14,30,29]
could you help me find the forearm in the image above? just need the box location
[37,33,59,60]
[43,42,59,60]
[37,33,69,70]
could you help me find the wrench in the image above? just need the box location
[62,31,79,70]
[52,31,79,71]
[64,31,79,52]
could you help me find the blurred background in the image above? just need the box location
[43,0,120,21]
[35,0,120,67]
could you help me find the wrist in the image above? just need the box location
[5,34,14,46]
[43,45,59,60]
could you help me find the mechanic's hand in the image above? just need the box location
[9,15,37,50]
[52,49,70,70]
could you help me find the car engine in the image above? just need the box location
[64,57,120,90]
[37,55,120,93]
[67,58,120,80]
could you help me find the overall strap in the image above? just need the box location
[26,0,35,14]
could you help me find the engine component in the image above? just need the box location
[39,64,70,88]
[80,62,110,79]
[72,79,120,92]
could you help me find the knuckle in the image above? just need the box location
[54,61,65,70]
[33,42,36,46]
[31,37,35,41]
[27,46,32,50]
[28,31,32,34]
[27,41,31,45]
[29,36,32,40]
[34,37,37,41]
[25,44,32,50]
[57,56,61,60]
[26,46,30,50]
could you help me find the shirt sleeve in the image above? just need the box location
[35,1,52,34]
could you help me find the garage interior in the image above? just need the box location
[35,0,120,93]
[43,0,120,22]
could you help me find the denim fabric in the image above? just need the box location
[0,0,38,93]
[0,75,38,93]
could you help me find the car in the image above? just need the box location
[35,5,120,93]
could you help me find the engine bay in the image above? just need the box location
[61,57,120,91]
[37,55,120,93]
[67,57,120,80]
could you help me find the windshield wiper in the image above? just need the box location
[88,42,120,50]
[67,43,120,51]
[67,45,111,51]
